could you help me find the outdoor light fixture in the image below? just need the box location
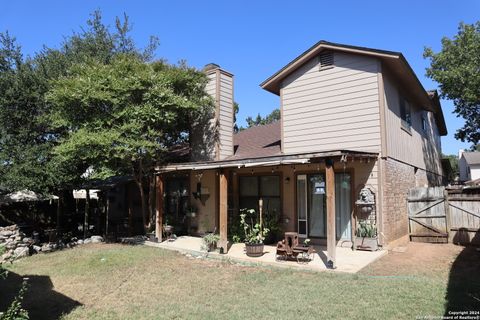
[285,177,290,184]
[192,182,202,199]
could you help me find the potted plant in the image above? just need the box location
[240,209,270,257]
[303,238,311,247]
[146,231,156,242]
[201,233,220,252]
[355,221,378,251]
[162,217,174,240]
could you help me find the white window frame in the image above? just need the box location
[297,174,308,237]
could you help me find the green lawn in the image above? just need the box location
[0,244,463,319]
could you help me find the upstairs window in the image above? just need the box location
[319,52,334,71]
[422,112,428,133]
[399,97,411,131]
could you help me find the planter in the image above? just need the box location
[355,236,378,251]
[245,243,264,257]
[147,233,157,242]
[206,243,216,252]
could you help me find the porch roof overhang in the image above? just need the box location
[155,150,378,173]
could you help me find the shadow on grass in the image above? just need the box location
[445,231,480,313]
[0,270,81,320]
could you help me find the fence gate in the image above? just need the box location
[407,187,448,243]
[408,187,480,244]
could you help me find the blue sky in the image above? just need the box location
[1,0,478,155]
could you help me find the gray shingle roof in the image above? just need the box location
[228,122,281,160]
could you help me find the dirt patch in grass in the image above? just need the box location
[360,242,464,278]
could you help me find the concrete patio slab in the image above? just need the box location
[145,236,387,273]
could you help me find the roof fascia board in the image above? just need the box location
[155,150,379,172]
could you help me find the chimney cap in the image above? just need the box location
[203,63,220,72]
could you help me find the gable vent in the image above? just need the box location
[319,51,334,70]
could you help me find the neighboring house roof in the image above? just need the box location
[229,121,282,160]
[81,175,134,190]
[463,152,480,165]
[0,190,59,204]
[260,40,447,135]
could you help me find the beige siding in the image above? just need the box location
[383,73,443,176]
[201,70,234,161]
[281,52,381,154]
[218,72,234,160]
[190,72,217,161]
[205,73,216,95]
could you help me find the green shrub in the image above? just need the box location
[201,233,220,252]
[239,209,270,244]
[0,279,29,320]
[356,221,376,238]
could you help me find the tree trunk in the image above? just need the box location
[148,176,155,228]
[84,189,90,240]
[137,180,148,234]
[56,192,63,241]
[134,159,148,234]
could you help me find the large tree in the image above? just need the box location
[0,11,158,195]
[242,108,280,130]
[47,55,213,232]
[424,22,480,147]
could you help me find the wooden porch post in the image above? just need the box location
[218,170,229,253]
[326,159,336,269]
[155,174,164,242]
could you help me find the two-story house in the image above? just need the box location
[154,41,447,263]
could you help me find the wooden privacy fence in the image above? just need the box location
[407,187,480,245]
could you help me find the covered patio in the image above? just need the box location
[154,149,382,269]
[145,236,386,273]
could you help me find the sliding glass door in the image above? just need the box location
[308,174,326,237]
[296,173,351,240]
[335,173,352,240]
